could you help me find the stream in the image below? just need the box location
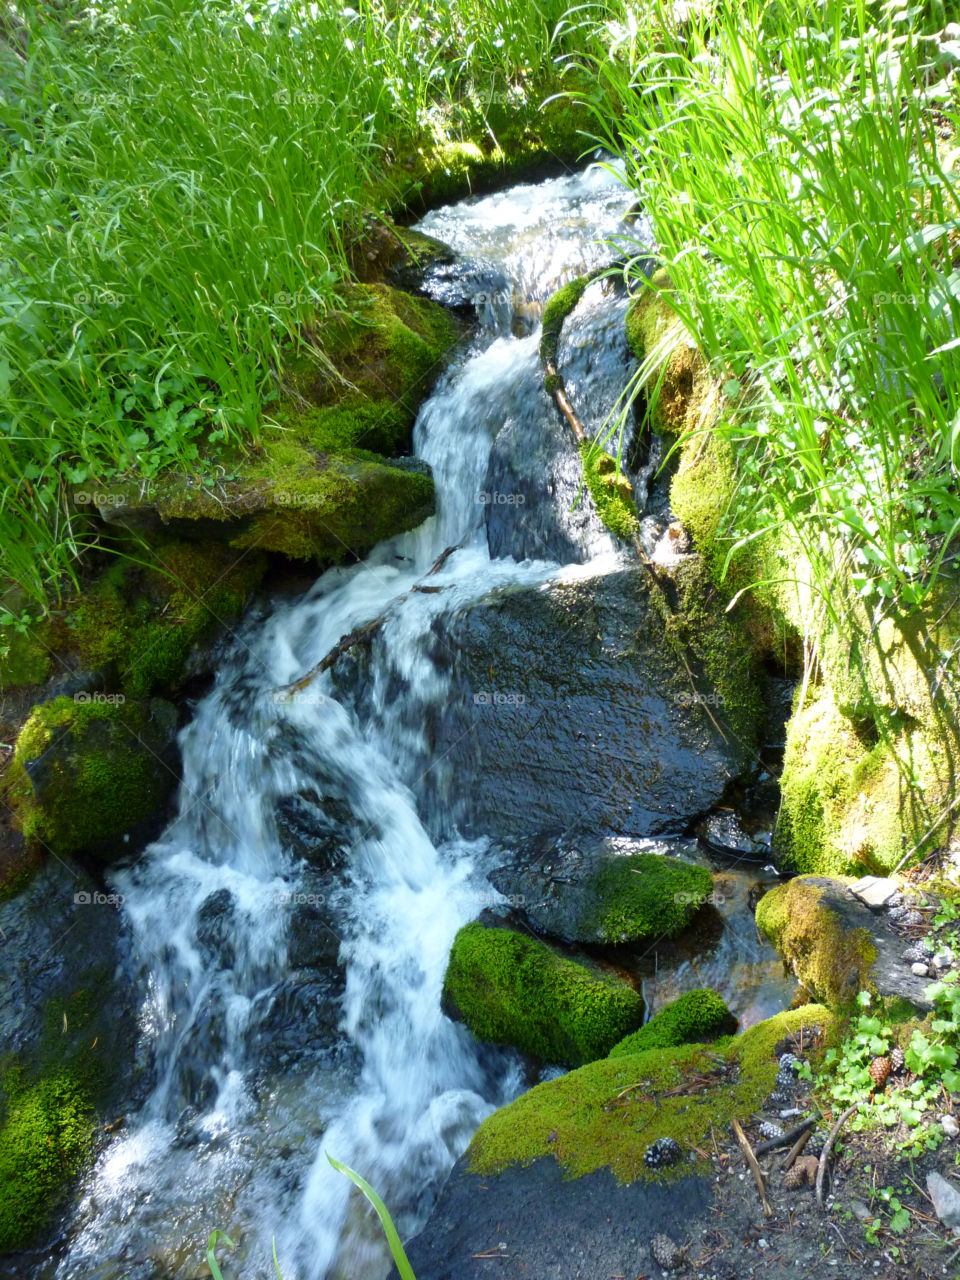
[48,161,795,1280]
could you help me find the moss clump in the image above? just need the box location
[0,624,52,690]
[467,1004,834,1182]
[755,877,877,1006]
[443,922,644,1066]
[49,539,267,700]
[7,695,177,858]
[0,1069,93,1251]
[579,443,640,541]
[582,854,714,943]
[608,989,738,1058]
[625,270,709,437]
[540,275,589,367]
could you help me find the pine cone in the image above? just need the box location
[651,1232,682,1271]
[891,1046,906,1074]
[783,1154,819,1190]
[869,1055,892,1089]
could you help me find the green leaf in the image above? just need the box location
[327,1154,417,1280]
[206,1230,235,1280]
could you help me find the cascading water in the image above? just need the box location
[52,161,656,1280]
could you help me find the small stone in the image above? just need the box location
[757,1238,768,1250]
[903,943,932,964]
[849,1199,872,1222]
[912,961,930,977]
[942,1115,960,1139]
[850,876,901,909]
[934,949,956,971]
[902,910,925,926]
[928,1170,960,1233]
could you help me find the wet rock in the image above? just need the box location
[849,875,901,909]
[428,564,761,843]
[697,809,772,862]
[243,971,355,1078]
[196,889,237,969]
[942,1114,960,1139]
[274,788,355,874]
[489,836,713,945]
[394,1157,714,1280]
[756,876,934,1010]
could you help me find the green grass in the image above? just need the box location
[585,0,960,621]
[0,0,605,611]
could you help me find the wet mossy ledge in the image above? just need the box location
[625,268,960,877]
[466,1004,834,1182]
[442,922,644,1067]
[608,989,738,1058]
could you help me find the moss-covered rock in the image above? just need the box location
[467,1004,834,1182]
[625,269,711,438]
[0,1068,93,1251]
[6,695,178,860]
[608,989,738,1058]
[755,876,877,1007]
[579,443,640,541]
[540,275,590,368]
[442,922,644,1066]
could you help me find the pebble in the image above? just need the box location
[902,910,925,926]
[942,1114,960,1139]
[912,962,930,977]
[934,949,956,971]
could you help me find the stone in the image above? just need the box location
[850,876,901,909]
[911,962,930,977]
[934,949,956,971]
[942,1115,960,1139]
[927,1171,960,1233]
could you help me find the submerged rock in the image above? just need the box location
[755,875,934,1010]
[428,562,762,842]
[442,920,644,1066]
[489,838,714,945]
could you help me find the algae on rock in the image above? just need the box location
[442,921,644,1066]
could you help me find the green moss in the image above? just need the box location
[609,989,738,1057]
[0,1069,93,1251]
[582,854,714,943]
[0,624,52,689]
[539,275,589,367]
[467,1004,834,1182]
[579,442,640,541]
[8,695,176,858]
[625,270,707,437]
[443,922,644,1066]
[755,877,878,1006]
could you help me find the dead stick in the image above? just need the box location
[755,1117,815,1157]
[816,1103,859,1210]
[731,1118,773,1218]
[543,361,586,442]
[781,1127,813,1172]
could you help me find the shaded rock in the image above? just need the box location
[274,788,355,874]
[756,876,934,1010]
[489,837,714,945]
[427,563,761,843]
[195,889,237,970]
[243,971,356,1080]
[395,1156,713,1280]
[442,921,644,1066]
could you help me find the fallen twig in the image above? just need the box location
[816,1103,859,1209]
[755,1116,815,1157]
[781,1126,813,1172]
[731,1117,773,1218]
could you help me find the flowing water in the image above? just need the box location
[49,163,790,1280]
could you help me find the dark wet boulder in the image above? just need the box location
[243,971,356,1079]
[490,837,714,945]
[442,921,644,1066]
[0,858,140,1251]
[274,787,355,874]
[195,889,237,970]
[427,563,762,843]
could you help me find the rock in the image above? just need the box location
[394,1157,714,1280]
[927,1170,960,1233]
[942,1115,960,1139]
[273,787,355,874]
[755,876,935,1010]
[912,961,930,977]
[489,837,714,945]
[423,563,762,842]
[850,876,901,909]
[934,948,956,971]
[902,942,934,963]
[441,921,644,1066]
[8,694,180,861]
[195,889,237,969]
[608,989,737,1058]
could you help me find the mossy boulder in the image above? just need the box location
[540,275,590,368]
[466,1004,833,1182]
[755,875,933,1011]
[625,269,711,438]
[491,846,715,946]
[6,695,179,860]
[442,922,644,1066]
[608,989,738,1058]
[0,1069,93,1251]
